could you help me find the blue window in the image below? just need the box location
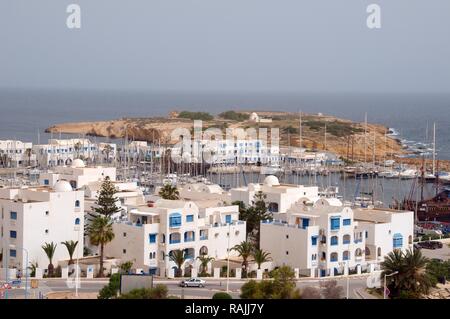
[302,218,310,229]
[169,213,182,228]
[75,200,80,207]
[186,215,194,222]
[10,249,16,258]
[75,218,80,225]
[343,252,350,261]
[330,217,340,230]
[44,179,49,185]
[330,253,338,262]
[311,236,318,246]
[10,230,17,238]
[10,212,17,220]
[225,215,232,224]
[330,236,338,246]
[149,234,157,244]
[343,218,351,226]
[393,233,403,248]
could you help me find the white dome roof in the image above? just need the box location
[72,159,85,168]
[263,175,279,187]
[54,180,73,192]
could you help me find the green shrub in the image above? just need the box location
[212,292,232,299]
[119,284,169,299]
[218,111,249,121]
[178,111,213,121]
[98,273,121,299]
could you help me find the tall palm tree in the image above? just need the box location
[158,184,180,200]
[196,254,215,275]
[74,142,82,159]
[61,240,78,265]
[232,241,254,277]
[42,242,57,277]
[252,248,272,270]
[169,250,186,277]
[402,249,432,296]
[88,215,115,277]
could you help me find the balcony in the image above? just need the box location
[354,239,363,244]
[184,237,195,243]
[343,240,351,245]
[200,236,208,241]
[169,239,181,244]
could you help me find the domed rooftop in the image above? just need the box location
[54,180,73,192]
[263,175,279,187]
[72,159,85,168]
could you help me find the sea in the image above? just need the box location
[0,88,449,159]
[0,88,448,205]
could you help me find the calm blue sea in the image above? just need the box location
[0,89,449,159]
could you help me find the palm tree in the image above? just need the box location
[42,242,57,277]
[252,248,272,270]
[402,249,432,296]
[232,241,254,277]
[169,250,186,277]
[74,142,82,159]
[102,144,113,163]
[381,249,404,297]
[88,215,115,277]
[158,184,180,200]
[28,261,39,277]
[61,240,78,265]
[196,254,215,275]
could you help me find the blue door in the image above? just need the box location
[302,218,310,229]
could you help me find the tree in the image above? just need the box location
[94,176,121,217]
[158,184,180,200]
[61,240,78,265]
[426,259,450,285]
[28,261,39,278]
[196,254,214,276]
[88,215,115,277]
[381,248,432,298]
[240,266,300,299]
[320,280,344,299]
[119,285,169,299]
[42,242,57,277]
[212,292,232,299]
[98,273,121,299]
[253,248,272,270]
[102,144,113,163]
[169,250,186,277]
[74,142,82,159]
[119,260,134,274]
[232,241,254,278]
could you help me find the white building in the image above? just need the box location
[0,140,36,167]
[259,186,414,277]
[33,138,116,167]
[0,181,84,274]
[104,198,246,276]
[39,159,117,190]
[230,176,322,213]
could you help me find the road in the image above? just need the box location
[1,275,372,299]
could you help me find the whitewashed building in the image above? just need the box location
[0,181,84,274]
[104,199,246,276]
[33,138,116,167]
[0,140,36,167]
[39,159,116,189]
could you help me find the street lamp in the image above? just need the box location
[339,261,350,299]
[383,271,399,299]
[226,222,231,293]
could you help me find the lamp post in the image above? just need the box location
[8,245,28,299]
[226,222,231,293]
[383,271,399,299]
[339,261,350,299]
[75,224,81,297]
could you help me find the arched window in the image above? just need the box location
[75,200,80,208]
[377,247,381,257]
[199,246,208,256]
[355,248,362,257]
[343,251,350,261]
[184,231,195,242]
[169,232,181,244]
[365,246,371,256]
[330,236,338,246]
[343,234,351,244]
[330,252,338,262]
[169,213,182,228]
[75,218,80,225]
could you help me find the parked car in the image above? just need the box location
[416,241,443,250]
[179,278,206,288]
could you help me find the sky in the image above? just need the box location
[1,0,450,93]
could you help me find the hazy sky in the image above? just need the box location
[1,0,450,93]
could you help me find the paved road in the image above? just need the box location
[1,276,371,299]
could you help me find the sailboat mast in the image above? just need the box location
[432,122,436,176]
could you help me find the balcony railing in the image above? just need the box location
[343,240,351,244]
[169,239,181,244]
[354,239,363,244]
[184,237,195,242]
[200,236,208,241]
